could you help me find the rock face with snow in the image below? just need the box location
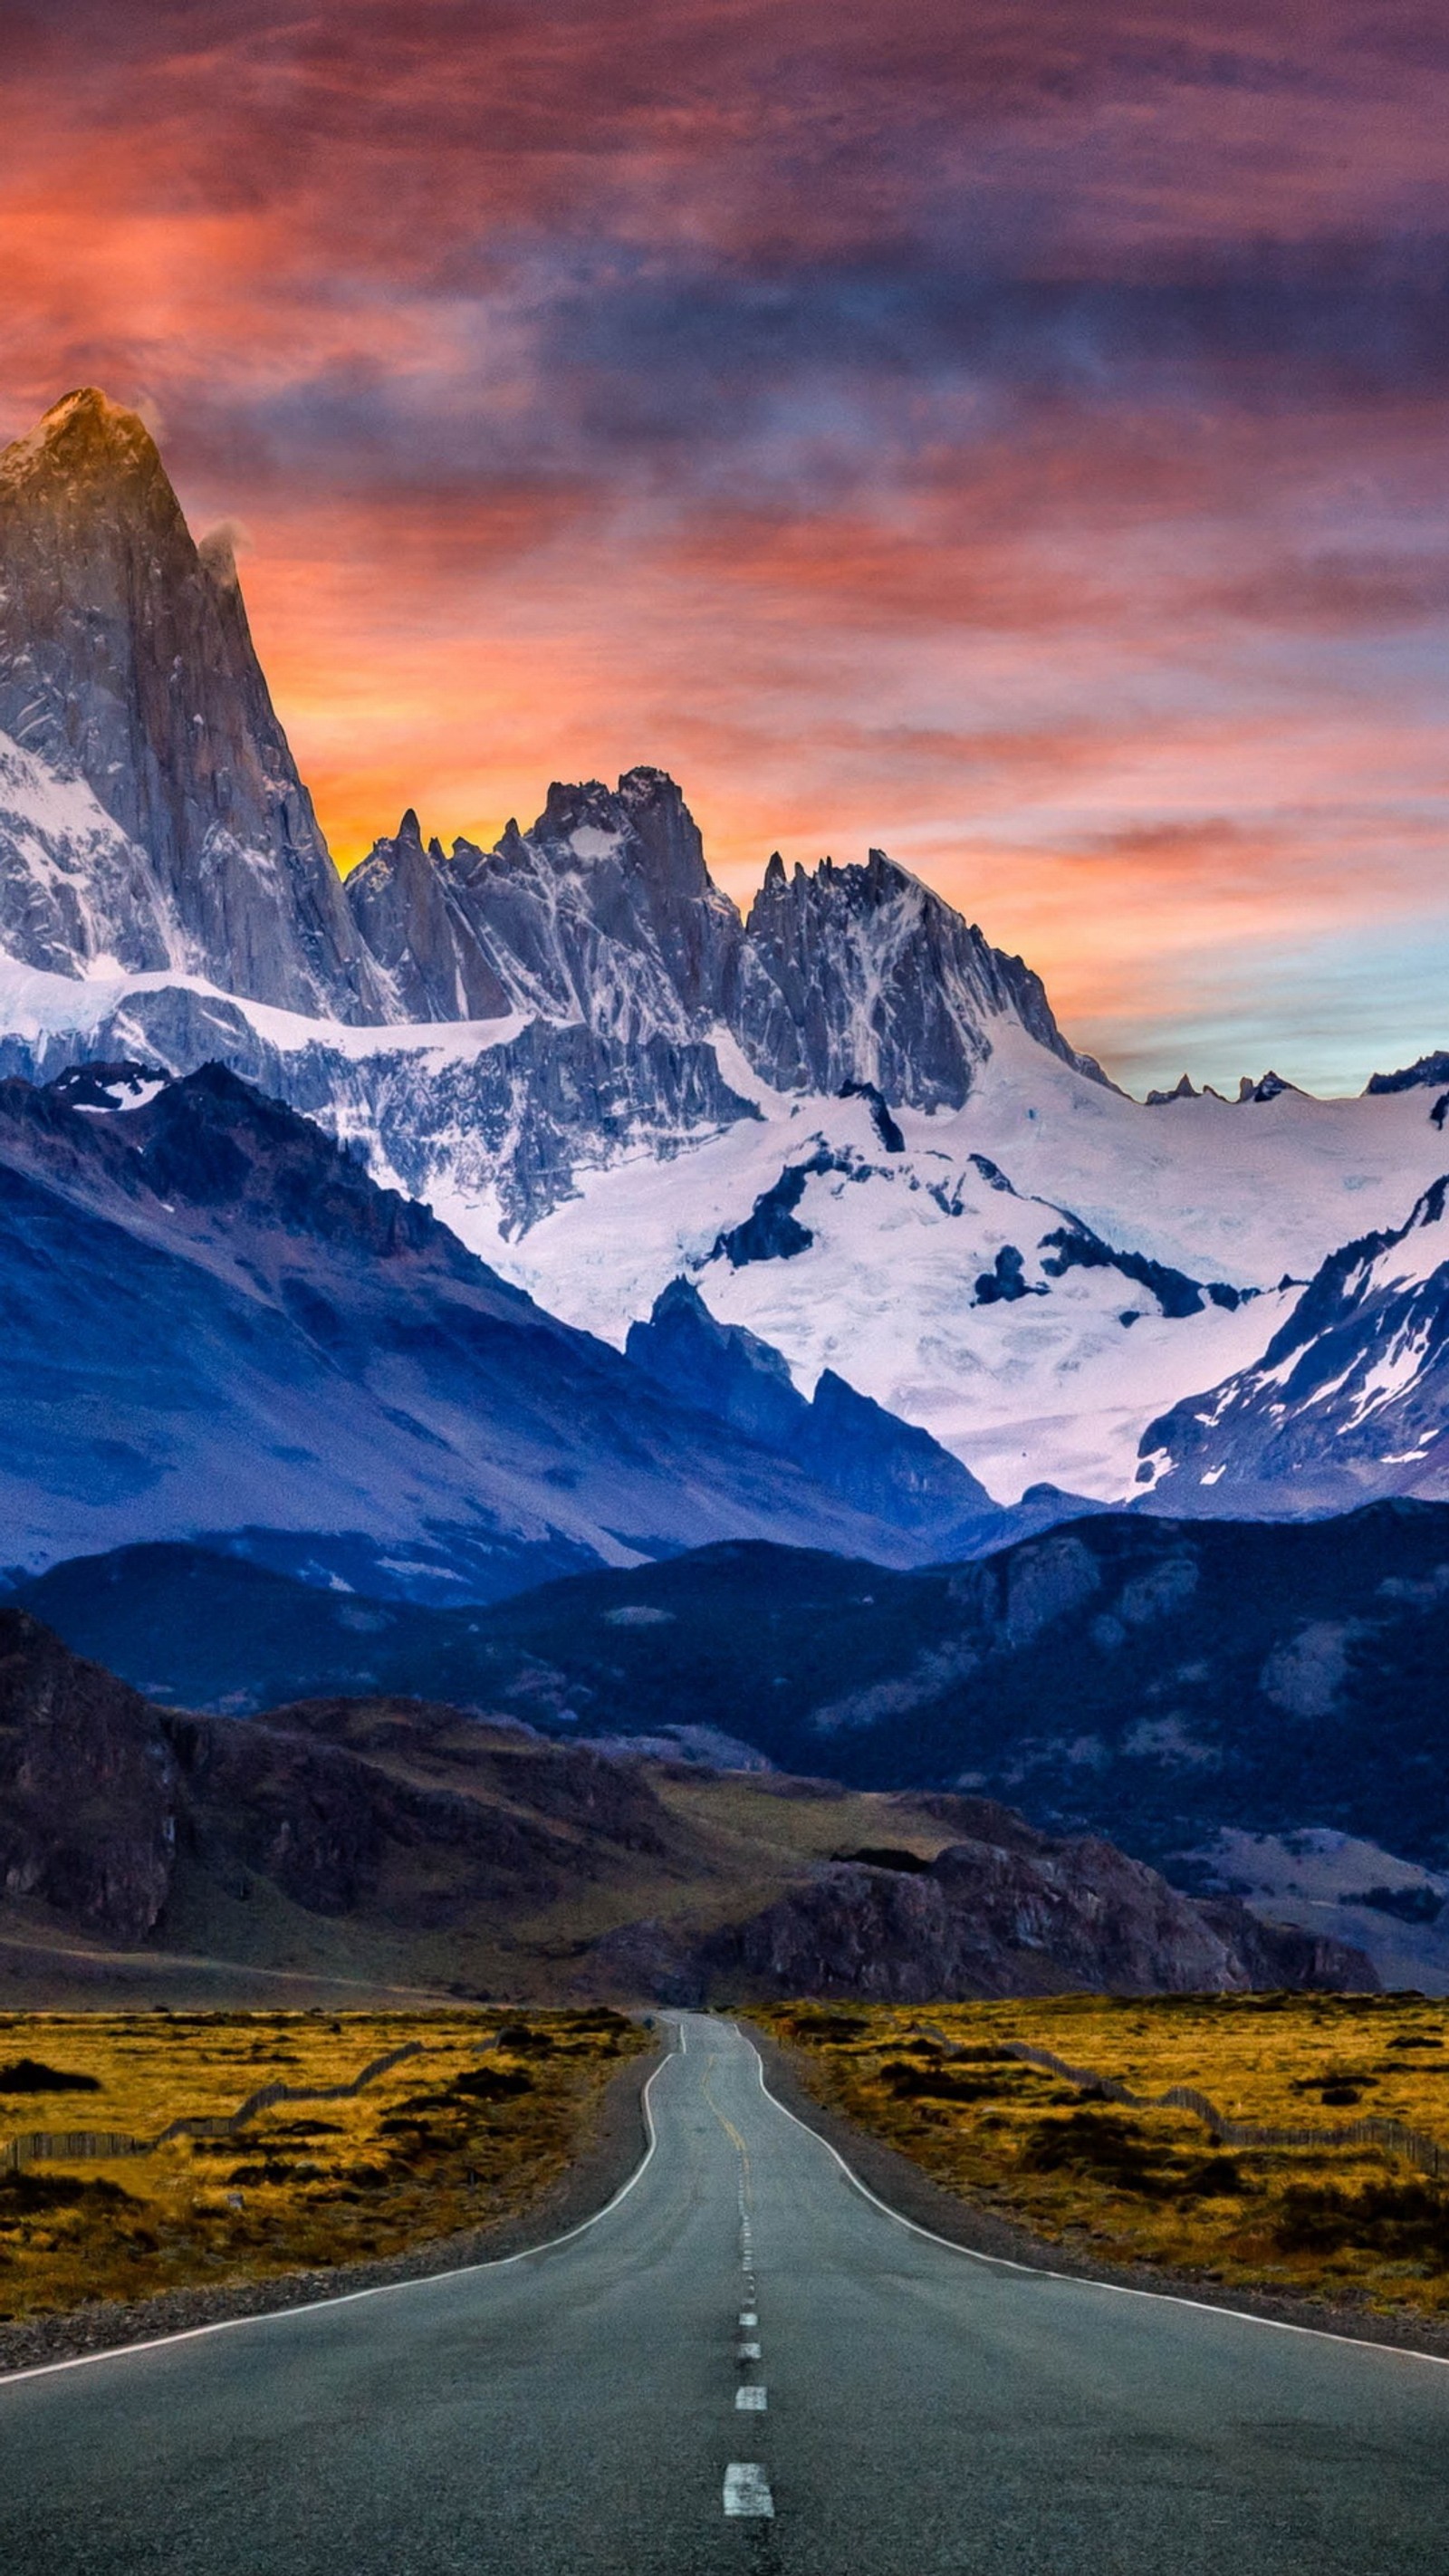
[349,769,742,1041]
[1141,1176,1449,1511]
[731,847,1107,1105]
[0,389,383,1018]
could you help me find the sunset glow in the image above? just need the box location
[5,2,1448,1092]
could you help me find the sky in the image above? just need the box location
[3,2,1449,1095]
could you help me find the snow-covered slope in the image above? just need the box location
[4,944,1448,1504]
[0,730,179,977]
[1140,1171,1449,1511]
[466,1027,1449,1501]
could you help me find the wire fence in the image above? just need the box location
[915,2026,1446,2178]
[0,2033,496,2175]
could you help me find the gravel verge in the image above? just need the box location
[746,2019,1449,2366]
[0,2029,665,2379]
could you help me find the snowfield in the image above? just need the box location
[3,946,1446,1504]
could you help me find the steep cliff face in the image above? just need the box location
[0,1610,177,1940]
[0,389,383,1019]
[347,766,742,1043]
[344,809,512,1024]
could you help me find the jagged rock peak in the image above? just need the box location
[1237,1070,1300,1103]
[0,386,386,1024]
[347,764,742,1042]
[528,766,720,897]
[735,836,1109,1106]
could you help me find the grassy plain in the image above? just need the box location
[761,1991,1449,2316]
[0,2006,642,2322]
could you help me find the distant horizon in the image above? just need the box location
[5,5,1448,1097]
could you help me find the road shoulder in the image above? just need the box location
[0,2028,665,2379]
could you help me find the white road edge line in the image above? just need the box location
[739,2023,1449,2373]
[0,2028,683,2391]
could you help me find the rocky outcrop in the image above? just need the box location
[166,1696,675,1920]
[345,767,742,1045]
[0,390,384,1018]
[0,1610,177,1940]
[625,1276,998,1546]
[343,809,512,1024]
[702,1818,1377,2003]
[733,848,1108,1106]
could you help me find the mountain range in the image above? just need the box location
[12,1503,1445,1989]
[0,1054,1017,1596]
[5,390,1449,1526]
[1,385,1448,1998]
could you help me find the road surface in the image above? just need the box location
[3,2014,1449,2573]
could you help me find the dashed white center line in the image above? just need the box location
[735,2384,768,2411]
[724,2463,774,2519]
[738,2311,757,2328]
[736,2341,762,2360]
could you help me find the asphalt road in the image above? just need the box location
[4,2014,1449,2573]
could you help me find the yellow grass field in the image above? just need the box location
[759,1991,1449,2316]
[0,2006,643,2323]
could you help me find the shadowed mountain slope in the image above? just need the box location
[0,1610,1371,2004]
[18,1505,1449,1915]
[0,1059,988,1595]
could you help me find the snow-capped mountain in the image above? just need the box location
[1139,1169,1449,1511]
[2,385,1448,1522]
